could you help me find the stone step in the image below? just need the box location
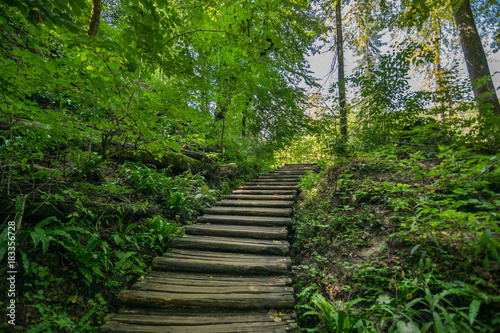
[204,206,292,217]
[172,235,289,255]
[185,224,289,239]
[198,214,293,227]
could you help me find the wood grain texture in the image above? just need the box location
[204,206,293,217]
[171,235,290,255]
[185,224,289,239]
[197,214,293,227]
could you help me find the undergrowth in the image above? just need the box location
[0,158,256,332]
[293,144,500,332]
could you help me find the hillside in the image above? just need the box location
[293,143,500,332]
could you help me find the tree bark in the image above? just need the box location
[88,0,102,38]
[242,114,247,138]
[336,0,348,140]
[453,0,500,119]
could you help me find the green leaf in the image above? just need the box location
[15,195,23,213]
[79,267,92,282]
[125,223,138,235]
[432,312,444,333]
[113,234,122,246]
[411,244,422,255]
[91,265,104,278]
[468,299,481,326]
[483,255,490,270]
[86,233,100,251]
[30,228,50,254]
[37,216,59,229]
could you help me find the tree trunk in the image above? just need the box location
[220,104,226,159]
[242,114,246,138]
[88,0,102,38]
[242,97,252,138]
[336,0,347,140]
[453,0,500,119]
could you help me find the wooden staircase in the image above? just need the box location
[100,163,316,333]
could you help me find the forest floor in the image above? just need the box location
[292,144,500,332]
[0,154,258,332]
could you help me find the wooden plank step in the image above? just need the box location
[101,322,297,333]
[152,249,291,275]
[224,194,295,201]
[239,185,300,190]
[103,308,297,324]
[204,206,292,217]
[198,214,293,227]
[172,235,289,255]
[253,177,300,182]
[217,199,294,208]
[268,171,307,175]
[245,182,299,186]
[232,189,296,195]
[283,163,316,166]
[186,224,289,239]
[258,175,301,180]
[117,288,294,311]
[130,281,292,294]
[142,271,293,286]
[101,310,298,333]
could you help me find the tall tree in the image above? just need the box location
[453,0,500,119]
[88,0,102,37]
[336,0,348,140]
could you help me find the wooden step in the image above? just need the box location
[246,182,299,186]
[172,235,289,255]
[204,206,292,217]
[283,163,316,167]
[253,178,301,182]
[258,175,301,180]
[98,165,318,333]
[268,172,307,175]
[152,249,291,275]
[217,199,294,208]
[239,185,300,191]
[117,288,294,311]
[232,189,297,195]
[224,194,295,201]
[142,271,293,287]
[130,280,291,294]
[186,224,289,239]
[101,310,298,333]
[198,214,293,227]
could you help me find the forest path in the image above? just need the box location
[100,163,316,333]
